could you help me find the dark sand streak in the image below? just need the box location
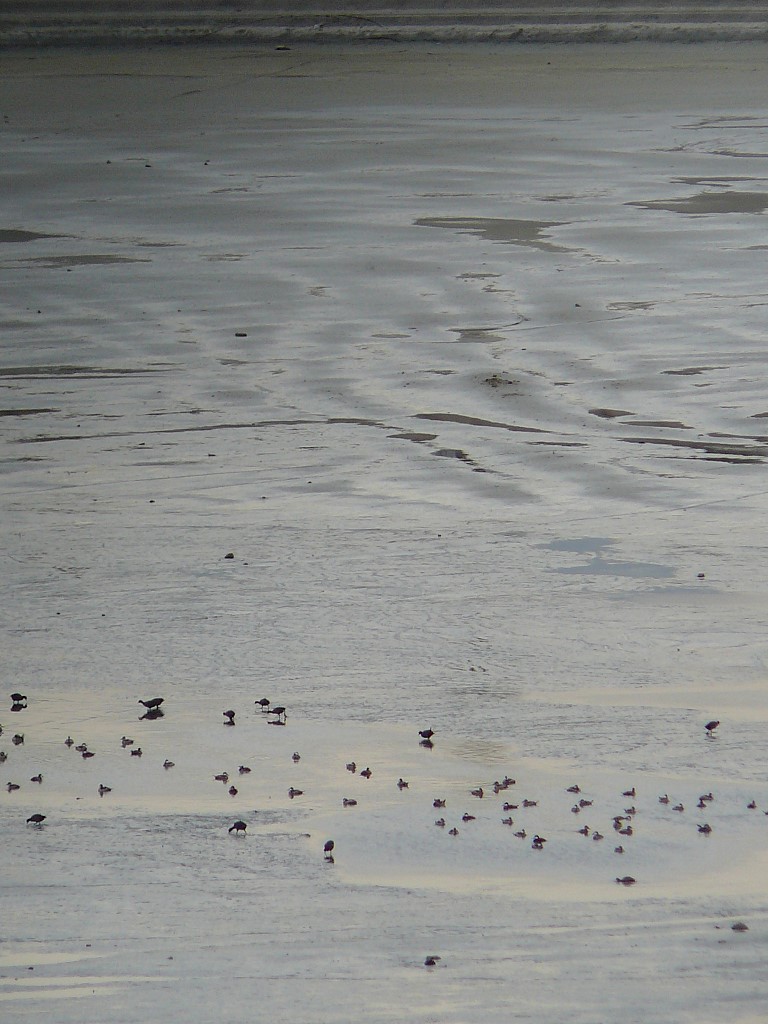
[621,436,767,459]
[415,412,551,434]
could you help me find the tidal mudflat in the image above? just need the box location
[3,43,768,1023]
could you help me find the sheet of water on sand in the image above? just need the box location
[2,43,768,1024]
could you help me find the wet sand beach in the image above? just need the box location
[3,42,768,1022]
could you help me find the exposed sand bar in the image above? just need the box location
[4,1,768,46]
[3,42,768,1024]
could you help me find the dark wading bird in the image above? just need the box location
[229,820,247,834]
[323,839,335,860]
[269,706,287,722]
[419,729,434,742]
[255,698,270,712]
[223,709,236,725]
[138,698,165,711]
[27,813,46,825]
[705,720,720,736]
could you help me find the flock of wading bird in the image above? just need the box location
[3,699,752,888]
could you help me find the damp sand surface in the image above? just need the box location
[3,42,768,1024]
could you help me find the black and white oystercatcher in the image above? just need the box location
[323,839,335,860]
[705,720,720,736]
[229,820,247,834]
[26,813,46,825]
